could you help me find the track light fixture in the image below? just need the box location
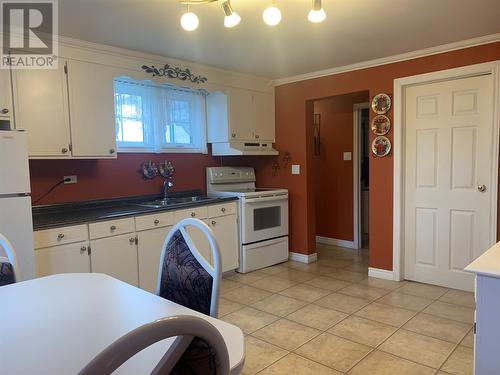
[222,1,241,28]
[179,0,327,30]
[308,0,326,23]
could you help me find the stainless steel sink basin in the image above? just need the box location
[136,196,212,208]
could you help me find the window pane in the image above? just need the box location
[171,100,190,122]
[115,90,145,144]
[173,124,191,144]
[122,119,144,142]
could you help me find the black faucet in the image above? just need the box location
[163,178,173,201]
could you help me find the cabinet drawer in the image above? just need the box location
[208,202,236,218]
[135,211,174,231]
[34,224,88,249]
[174,206,208,221]
[89,217,135,239]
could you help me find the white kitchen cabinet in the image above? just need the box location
[207,88,275,143]
[0,68,13,125]
[66,60,117,158]
[90,233,139,286]
[12,63,71,157]
[207,214,239,272]
[137,226,172,293]
[35,241,91,277]
[12,59,117,159]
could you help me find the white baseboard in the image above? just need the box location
[289,252,318,264]
[368,267,395,280]
[316,236,355,249]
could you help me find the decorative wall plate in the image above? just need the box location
[371,93,392,114]
[371,115,391,135]
[372,136,391,157]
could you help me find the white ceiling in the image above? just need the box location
[58,0,500,79]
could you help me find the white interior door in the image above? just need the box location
[404,74,495,291]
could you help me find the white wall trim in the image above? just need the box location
[368,267,395,281]
[316,236,355,249]
[289,252,318,264]
[353,103,370,250]
[273,33,500,87]
[393,60,500,282]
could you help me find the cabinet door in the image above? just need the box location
[90,233,138,286]
[137,226,171,293]
[66,60,117,158]
[207,214,239,272]
[253,92,275,142]
[186,225,212,266]
[35,241,90,277]
[12,63,71,157]
[0,69,12,119]
[228,88,254,140]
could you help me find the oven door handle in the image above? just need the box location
[243,195,288,203]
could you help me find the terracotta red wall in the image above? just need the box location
[30,150,275,205]
[314,92,369,241]
[261,41,500,270]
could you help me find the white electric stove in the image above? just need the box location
[207,167,289,273]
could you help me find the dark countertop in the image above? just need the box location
[32,190,238,231]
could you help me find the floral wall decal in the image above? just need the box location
[141,64,208,84]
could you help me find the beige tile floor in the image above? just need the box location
[220,244,474,375]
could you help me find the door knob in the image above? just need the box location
[478,184,487,192]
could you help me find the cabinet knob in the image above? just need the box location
[231,133,236,138]
[61,148,68,154]
[211,220,216,225]
[80,246,87,252]
[129,237,136,244]
[1,108,9,114]
[221,207,226,213]
[255,134,260,139]
[190,212,196,217]
[110,225,117,231]
[57,233,65,240]
[109,149,115,154]
[154,219,160,225]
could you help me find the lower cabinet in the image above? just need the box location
[207,215,239,272]
[35,241,91,276]
[137,226,172,293]
[90,233,139,286]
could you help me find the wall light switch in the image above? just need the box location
[291,164,300,175]
[343,152,352,161]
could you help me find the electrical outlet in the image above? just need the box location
[64,175,77,184]
[291,165,300,175]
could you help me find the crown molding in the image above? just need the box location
[272,33,500,87]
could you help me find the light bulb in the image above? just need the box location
[262,6,282,26]
[180,11,199,31]
[224,12,241,28]
[308,7,326,23]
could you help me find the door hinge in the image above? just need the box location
[87,245,91,255]
[68,143,72,152]
[64,63,68,74]
[135,236,138,245]
[473,322,476,334]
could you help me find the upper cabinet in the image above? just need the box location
[0,69,13,124]
[12,59,117,159]
[207,87,275,143]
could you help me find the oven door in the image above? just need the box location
[241,194,288,244]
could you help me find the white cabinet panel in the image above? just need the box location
[12,63,71,157]
[137,226,171,293]
[0,69,12,120]
[90,233,138,286]
[228,88,254,140]
[253,92,275,142]
[35,241,90,277]
[207,214,239,272]
[66,60,117,158]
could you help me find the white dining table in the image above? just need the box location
[0,273,245,374]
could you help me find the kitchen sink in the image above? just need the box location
[136,196,212,208]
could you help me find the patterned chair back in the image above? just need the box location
[0,233,18,286]
[157,218,222,318]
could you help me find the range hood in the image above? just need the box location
[211,141,279,156]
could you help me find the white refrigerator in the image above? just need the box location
[0,130,35,280]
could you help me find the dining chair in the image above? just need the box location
[156,218,222,318]
[0,233,19,286]
[78,315,230,375]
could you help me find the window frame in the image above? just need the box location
[114,79,207,154]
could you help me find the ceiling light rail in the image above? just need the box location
[178,0,326,31]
